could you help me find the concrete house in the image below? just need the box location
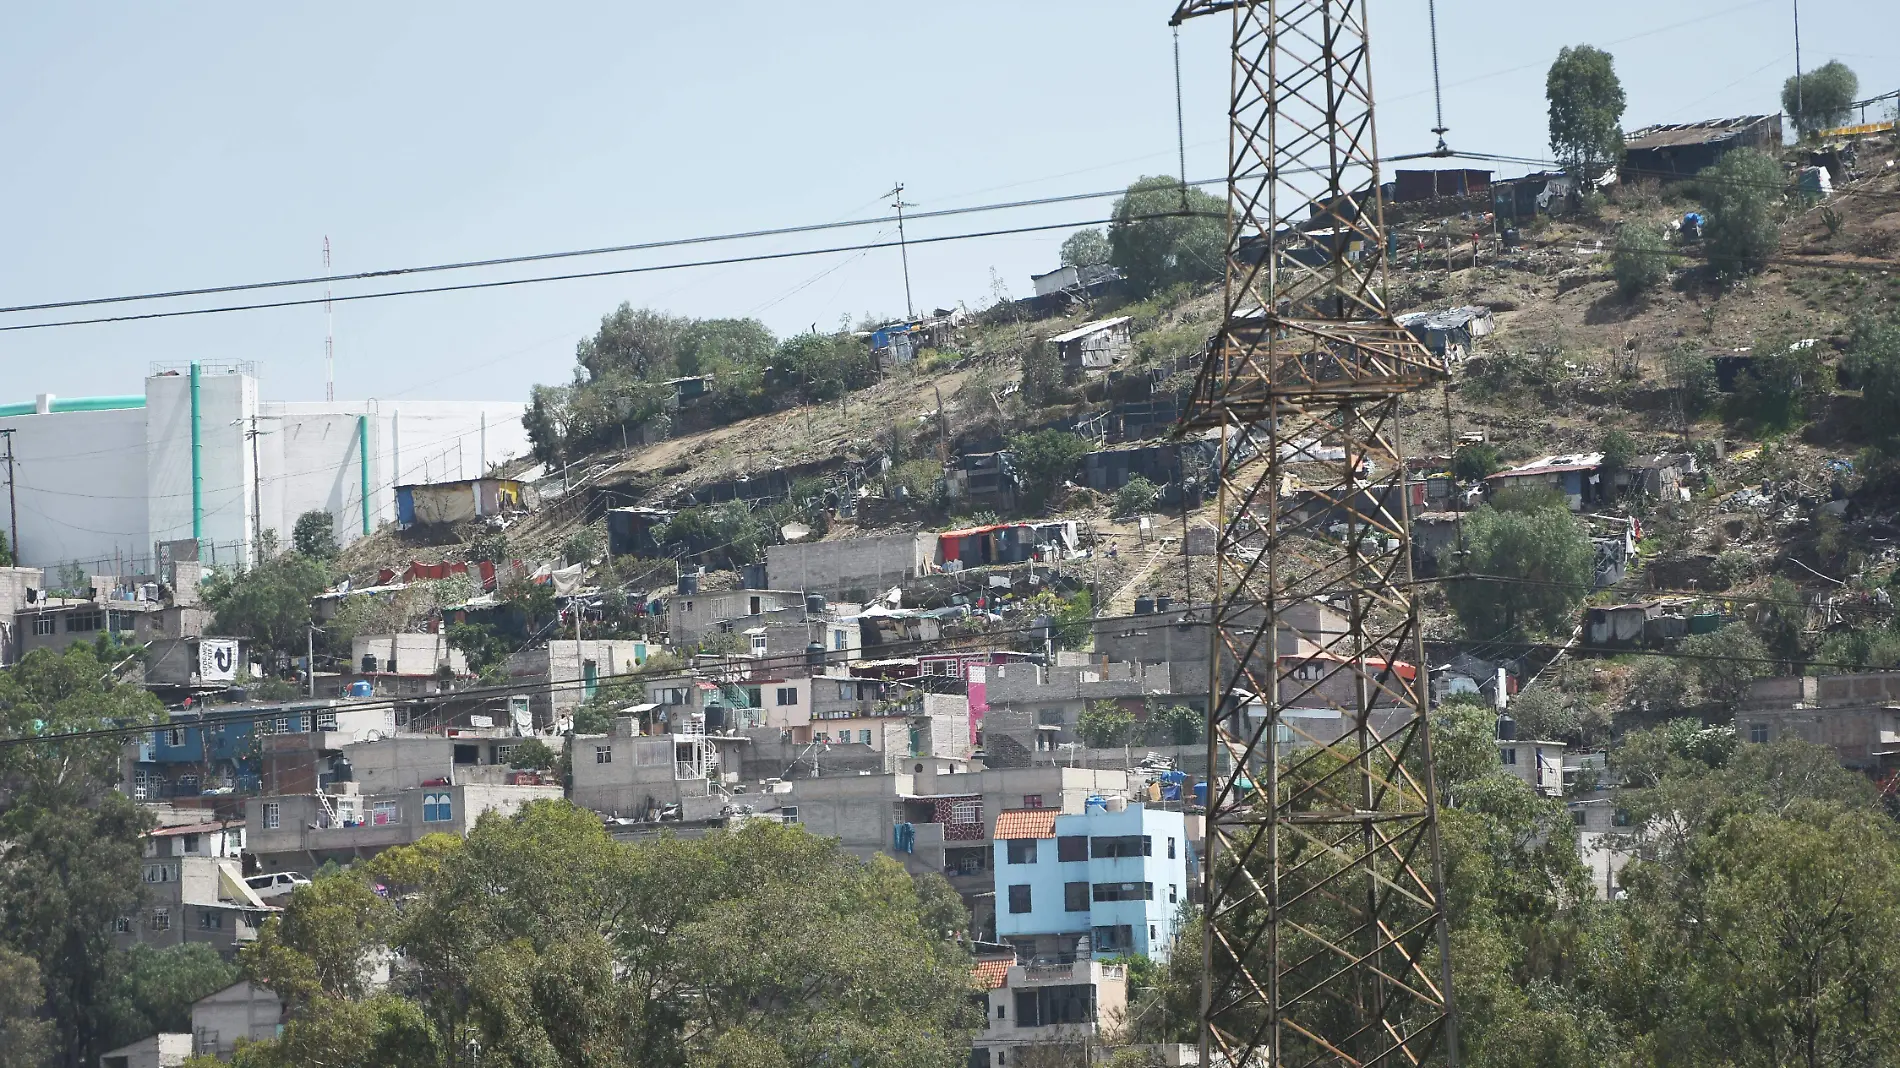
[505,639,652,731]
[668,588,808,646]
[765,533,935,601]
[113,854,274,958]
[991,802,1192,961]
[190,980,284,1059]
[972,958,1129,1068]
[1737,672,1900,772]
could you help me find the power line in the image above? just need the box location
[0,213,1223,335]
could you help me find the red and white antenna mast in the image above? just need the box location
[323,236,335,402]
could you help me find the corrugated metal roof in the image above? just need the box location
[1625,115,1776,150]
[1048,316,1133,344]
[992,808,1059,840]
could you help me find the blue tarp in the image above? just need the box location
[892,822,915,853]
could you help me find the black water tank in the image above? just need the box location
[806,594,825,616]
[1155,595,1173,613]
[678,572,699,595]
[361,654,378,673]
[1496,714,1516,741]
[1134,595,1156,615]
[806,642,826,672]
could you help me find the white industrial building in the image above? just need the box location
[0,362,529,571]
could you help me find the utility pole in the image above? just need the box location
[887,183,916,320]
[0,429,16,566]
[306,624,317,698]
[1793,0,1804,132]
[239,416,266,566]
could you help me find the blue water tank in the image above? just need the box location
[348,681,373,698]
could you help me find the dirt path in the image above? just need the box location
[1104,540,1167,617]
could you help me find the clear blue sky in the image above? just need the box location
[0,1,1891,404]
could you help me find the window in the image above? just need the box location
[199,910,224,930]
[1092,882,1154,902]
[1501,747,1518,765]
[1572,810,1587,826]
[1037,708,1065,726]
[66,611,103,633]
[948,800,982,825]
[166,727,185,748]
[372,801,399,826]
[1007,884,1032,914]
[1091,924,1134,952]
[1613,808,1632,828]
[494,745,517,765]
[1169,883,1179,904]
[858,729,872,745]
[1006,839,1038,865]
[596,746,613,764]
[314,713,337,731]
[1150,924,1156,941]
[780,806,800,825]
[182,833,200,854]
[838,682,856,700]
[657,687,688,705]
[32,616,54,636]
[262,802,280,830]
[143,864,173,883]
[751,634,767,655]
[274,717,288,733]
[109,610,137,632]
[1057,835,1089,862]
[1748,723,1769,743]
[113,916,132,934]
[1091,835,1150,859]
[423,792,453,823]
[833,629,848,651]
[1167,836,1177,859]
[777,687,798,706]
[996,1003,1006,1020]
[1022,794,1044,809]
[1065,881,1090,911]
[151,908,170,931]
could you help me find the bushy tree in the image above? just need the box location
[1679,622,1769,711]
[1113,476,1159,517]
[1107,176,1225,297]
[0,529,12,568]
[1598,428,1637,484]
[1700,149,1784,277]
[1020,339,1064,409]
[1146,703,1204,746]
[291,510,338,560]
[204,552,332,666]
[1452,442,1501,482]
[777,330,872,403]
[1546,45,1626,180]
[1664,344,1719,418]
[1446,496,1595,638]
[1845,312,1900,453]
[0,948,50,1068]
[98,945,240,1051]
[1006,429,1089,509]
[1078,700,1135,748]
[236,804,979,1066]
[1060,228,1111,269]
[505,739,558,771]
[1783,59,1859,138]
[1610,222,1669,296]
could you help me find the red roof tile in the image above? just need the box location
[992,808,1059,840]
[972,957,1013,990]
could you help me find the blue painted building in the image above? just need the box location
[992,802,1192,962]
[126,700,377,801]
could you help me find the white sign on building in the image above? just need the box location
[198,639,240,682]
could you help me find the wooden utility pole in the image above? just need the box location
[0,429,17,565]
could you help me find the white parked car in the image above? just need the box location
[244,872,311,900]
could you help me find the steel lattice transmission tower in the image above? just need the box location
[1169,2,1456,1065]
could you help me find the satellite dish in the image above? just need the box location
[781,522,812,542]
[364,730,383,743]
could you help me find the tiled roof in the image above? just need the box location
[972,957,1013,990]
[992,808,1059,840]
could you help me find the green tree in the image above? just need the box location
[0,947,50,1068]
[656,502,775,570]
[1546,45,1627,181]
[1446,498,1595,638]
[506,738,558,771]
[1845,312,1900,453]
[575,303,691,382]
[204,552,332,666]
[1145,704,1204,746]
[99,945,240,1051]
[1020,339,1064,410]
[1620,655,1700,722]
[238,803,979,1067]
[0,529,12,567]
[1078,700,1135,747]
[1783,59,1860,138]
[1610,222,1669,296]
[0,645,164,1068]
[1112,476,1159,517]
[1664,344,1719,419]
[1507,684,1581,742]
[1679,622,1769,711]
[1060,228,1111,269]
[1107,176,1226,297]
[291,510,338,560]
[1598,428,1637,486]
[1452,442,1502,482]
[445,621,509,678]
[1701,149,1785,277]
[778,331,871,403]
[1006,429,1089,509]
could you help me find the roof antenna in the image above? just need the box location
[1428,0,1450,155]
